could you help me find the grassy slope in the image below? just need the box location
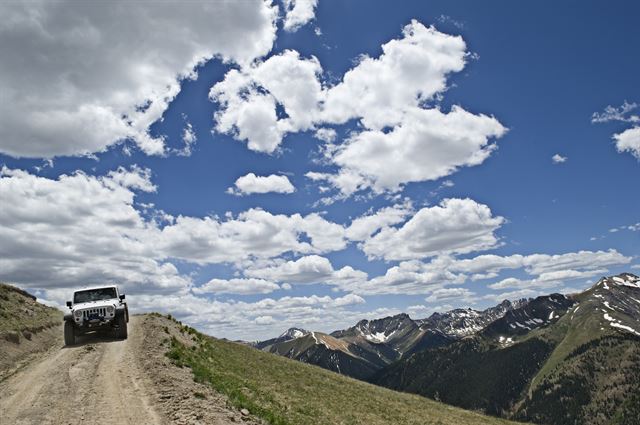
[527,285,630,391]
[155,315,520,425]
[514,283,640,424]
[0,283,62,333]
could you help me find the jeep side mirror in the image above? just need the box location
[66,301,72,308]
[119,294,125,300]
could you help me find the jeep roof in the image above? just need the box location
[73,285,120,293]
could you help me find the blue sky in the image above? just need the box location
[0,0,638,339]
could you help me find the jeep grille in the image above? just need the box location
[82,307,107,319]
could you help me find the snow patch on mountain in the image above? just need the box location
[610,322,640,336]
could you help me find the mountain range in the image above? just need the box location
[253,298,532,380]
[253,273,640,425]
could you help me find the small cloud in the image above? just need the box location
[591,101,639,124]
[282,0,318,32]
[227,173,295,196]
[176,121,197,156]
[254,315,276,325]
[429,179,455,197]
[552,154,568,164]
[314,128,337,143]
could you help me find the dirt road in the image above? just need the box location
[0,316,162,425]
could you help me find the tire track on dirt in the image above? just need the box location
[0,317,161,425]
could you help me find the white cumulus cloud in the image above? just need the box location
[211,50,323,153]
[0,166,188,293]
[327,106,505,194]
[192,278,280,295]
[227,173,295,195]
[211,20,505,197]
[552,154,568,164]
[245,255,368,287]
[282,0,318,32]
[0,1,277,158]
[333,249,630,296]
[613,126,640,159]
[592,101,640,159]
[361,198,505,261]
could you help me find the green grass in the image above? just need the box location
[158,316,521,425]
[528,292,616,391]
[0,283,62,333]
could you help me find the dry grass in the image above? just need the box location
[0,283,62,333]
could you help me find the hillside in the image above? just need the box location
[0,283,62,380]
[157,314,520,425]
[514,273,640,424]
[373,273,640,425]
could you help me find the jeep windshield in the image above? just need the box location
[73,288,117,304]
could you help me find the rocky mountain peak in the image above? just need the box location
[279,327,309,339]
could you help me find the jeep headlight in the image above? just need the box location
[74,310,82,318]
[107,306,114,314]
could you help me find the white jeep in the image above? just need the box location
[64,285,129,345]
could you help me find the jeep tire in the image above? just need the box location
[115,314,128,339]
[64,321,76,346]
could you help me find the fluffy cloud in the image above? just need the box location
[345,203,413,242]
[347,260,461,296]
[0,166,188,293]
[157,209,347,265]
[592,101,640,159]
[613,127,640,159]
[552,154,568,164]
[6,168,515,292]
[317,20,505,195]
[147,292,367,338]
[313,128,337,143]
[424,287,476,303]
[336,249,630,296]
[320,21,467,129]
[246,255,333,283]
[519,249,630,275]
[0,167,351,296]
[227,173,295,195]
[282,0,318,32]
[106,166,157,192]
[488,269,609,290]
[212,20,506,196]
[245,255,368,286]
[192,278,280,295]
[0,1,277,158]
[210,50,323,153]
[325,106,505,194]
[361,198,505,261]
